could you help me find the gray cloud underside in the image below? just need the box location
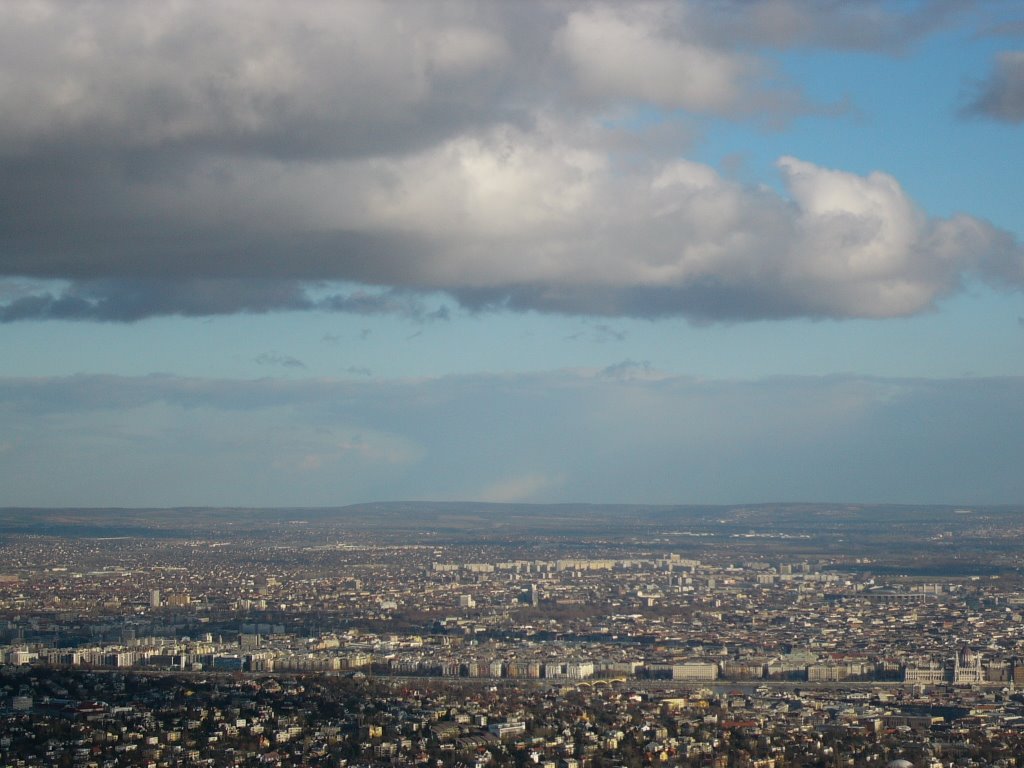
[964,51,1024,123]
[0,278,450,323]
[1,371,1022,506]
[1,0,1019,323]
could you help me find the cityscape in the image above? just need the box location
[3,1,1024,768]
[2,504,1024,766]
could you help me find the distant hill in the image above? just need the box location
[0,501,1020,542]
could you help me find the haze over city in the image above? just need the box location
[1,1,1023,506]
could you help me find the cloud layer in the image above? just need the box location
[1,1,1020,322]
[2,371,1023,506]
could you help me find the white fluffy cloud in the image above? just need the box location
[327,136,1014,319]
[555,5,758,113]
[0,1,511,154]
[0,0,1019,322]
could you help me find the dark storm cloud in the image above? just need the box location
[0,1,1018,324]
[963,51,1024,123]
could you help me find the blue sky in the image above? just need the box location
[1,1,1023,507]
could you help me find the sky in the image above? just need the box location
[1,0,1023,507]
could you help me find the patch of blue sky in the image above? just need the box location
[3,281,1019,383]
[689,27,1024,235]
